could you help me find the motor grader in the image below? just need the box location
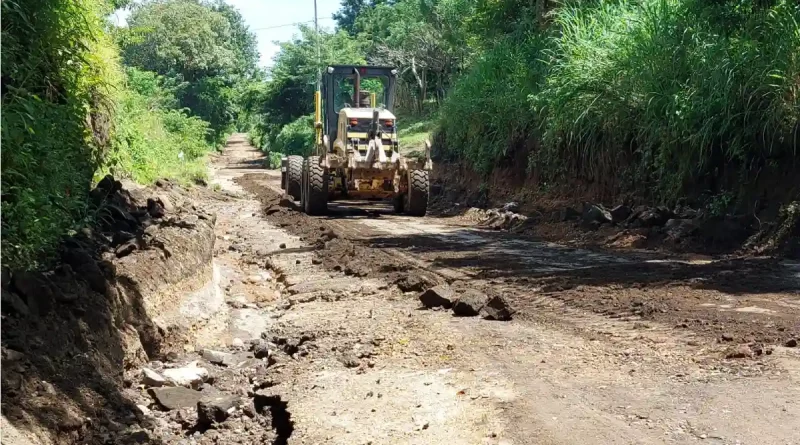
[280,65,432,216]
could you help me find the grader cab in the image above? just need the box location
[280,65,432,216]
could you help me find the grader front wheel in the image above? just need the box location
[403,170,429,217]
[303,156,328,216]
[286,155,303,201]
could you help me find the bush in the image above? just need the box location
[435,34,549,175]
[273,114,315,157]
[1,0,119,270]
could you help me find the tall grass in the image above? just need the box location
[436,33,550,175]
[534,0,800,197]
[437,0,800,201]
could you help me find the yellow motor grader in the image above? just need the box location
[280,65,432,216]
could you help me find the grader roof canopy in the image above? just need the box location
[322,65,397,152]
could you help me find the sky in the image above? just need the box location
[113,0,343,68]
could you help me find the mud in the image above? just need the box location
[236,171,800,350]
[5,134,800,445]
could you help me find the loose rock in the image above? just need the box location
[664,218,697,240]
[141,367,167,387]
[339,353,360,368]
[418,285,455,309]
[452,289,489,317]
[479,295,513,321]
[610,205,632,224]
[201,349,238,367]
[162,362,209,388]
[251,340,274,360]
[582,203,612,225]
[148,387,204,411]
[147,198,166,218]
[785,338,798,348]
[197,394,241,426]
[725,345,754,359]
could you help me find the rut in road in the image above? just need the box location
[207,134,800,445]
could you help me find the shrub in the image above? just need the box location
[435,34,549,175]
[273,114,315,157]
[1,0,119,269]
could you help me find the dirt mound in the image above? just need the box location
[235,174,430,290]
[1,177,216,444]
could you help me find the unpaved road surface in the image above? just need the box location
[208,134,800,444]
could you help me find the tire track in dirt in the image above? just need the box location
[226,134,800,445]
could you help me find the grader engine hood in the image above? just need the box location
[334,108,399,166]
[341,108,396,135]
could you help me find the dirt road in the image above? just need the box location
[209,134,800,444]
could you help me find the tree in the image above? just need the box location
[250,26,366,150]
[119,0,260,142]
[334,0,369,34]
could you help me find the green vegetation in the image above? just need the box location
[253,0,798,210]
[2,0,259,270]
[102,68,213,184]
[530,0,800,198]
[4,0,798,269]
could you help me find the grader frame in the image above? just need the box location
[280,65,432,216]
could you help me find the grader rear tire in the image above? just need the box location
[304,156,328,216]
[286,155,303,201]
[405,170,429,217]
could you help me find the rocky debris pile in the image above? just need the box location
[1,175,218,444]
[417,283,513,321]
[463,205,532,232]
[114,332,303,444]
[557,201,759,252]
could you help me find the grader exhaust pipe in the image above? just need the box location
[353,68,361,108]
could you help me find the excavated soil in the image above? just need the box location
[5,134,800,445]
[236,174,800,350]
